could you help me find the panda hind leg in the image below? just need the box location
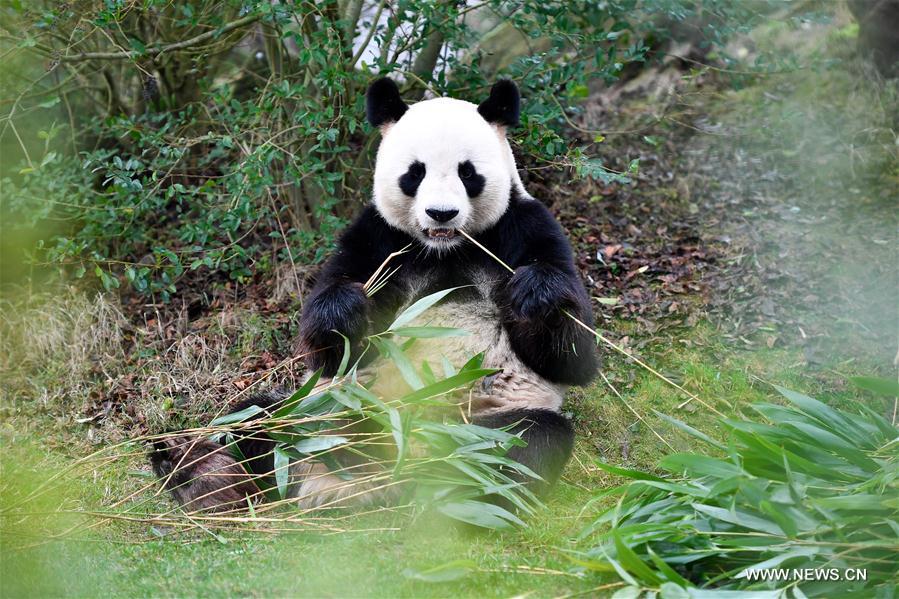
[472,408,575,494]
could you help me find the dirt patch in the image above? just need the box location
[551,19,898,370]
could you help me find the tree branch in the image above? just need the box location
[350,0,387,66]
[56,13,261,62]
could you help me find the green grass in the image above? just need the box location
[2,323,887,598]
[3,14,896,597]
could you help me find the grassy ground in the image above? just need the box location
[1,322,885,598]
[2,10,896,599]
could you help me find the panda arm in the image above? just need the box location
[298,206,407,375]
[492,200,598,386]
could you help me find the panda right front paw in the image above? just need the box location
[298,282,369,375]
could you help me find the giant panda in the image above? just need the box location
[151,78,598,512]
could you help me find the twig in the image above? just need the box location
[362,244,412,295]
[350,0,388,66]
[600,371,675,452]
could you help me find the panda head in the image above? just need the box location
[367,78,523,251]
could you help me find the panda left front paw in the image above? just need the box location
[504,264,580,323]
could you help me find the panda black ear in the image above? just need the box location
[477,79,520,128]
[366,78,409,127]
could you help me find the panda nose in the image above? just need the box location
[425,208,459,223]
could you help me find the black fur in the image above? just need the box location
[458,160,486,198]
[477,80,520,128]
[150,435,261,512]
[366,78,408,127]
[398,160,426,197]
[297,189,598,385]
[227,391,285,487]
[473,409,575,491]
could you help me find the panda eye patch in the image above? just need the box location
[457,160,486,198]
[399,161,426,197]
[408,162,425,178]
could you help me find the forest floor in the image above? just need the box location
[2,14,896,599]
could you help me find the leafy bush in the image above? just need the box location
[575,382,899,597]
[2,0,652,299]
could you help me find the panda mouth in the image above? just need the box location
[425,228,457,240]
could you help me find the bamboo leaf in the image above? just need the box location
[399,368,499,403]
[653,410,725,450]
[273,447,290,500]
[850,376,899,397]
[272,369,323,417]
[335,332,351,377]
[402,559,478,582]
[593,460,667,482]
[691,504,784,536]
[377,336,423,389]
[613,530,663,585]
[391,326,470,338]
[437,499,524,529]
[210,404,262,426]
[659,454,742,479]
[293,435,349,454]
[389,287,466,330]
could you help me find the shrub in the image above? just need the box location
[2,0,651,299]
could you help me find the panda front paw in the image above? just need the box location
[298,282,369,375]
[501,265,599,386]
[505,264,580,323]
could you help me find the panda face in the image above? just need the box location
[367,80,522,252]
[373,98,513,250]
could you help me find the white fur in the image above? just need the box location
[373,98,519,250]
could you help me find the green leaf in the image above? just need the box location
[420,360,437,386]
[402,559,478,582]
[272,369,323,417]
[38,96,60,109]
[293,435,348,454]
[389,408,410,477]
[659,454,742,479]
[391,326,470,338]
[459,352,485,372]
[441,357,457,378]
[658,583,690,599]
[388,287,466,330]
[812,494,887,511]
[850,376,899,397]
[374,337,423,390]
[613,530,663,585]
[653,411,725,450]
[399,368,498,404]
[593,460,667,482]
[335,332,351,377]
[570,84,590,98]
[329,388,362,411]
[210,404,262,426]
[774,385,866,443]
[647,547,691,586]
[273,448,290,500]
[691,504,784,536]
[437,499,524,529]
